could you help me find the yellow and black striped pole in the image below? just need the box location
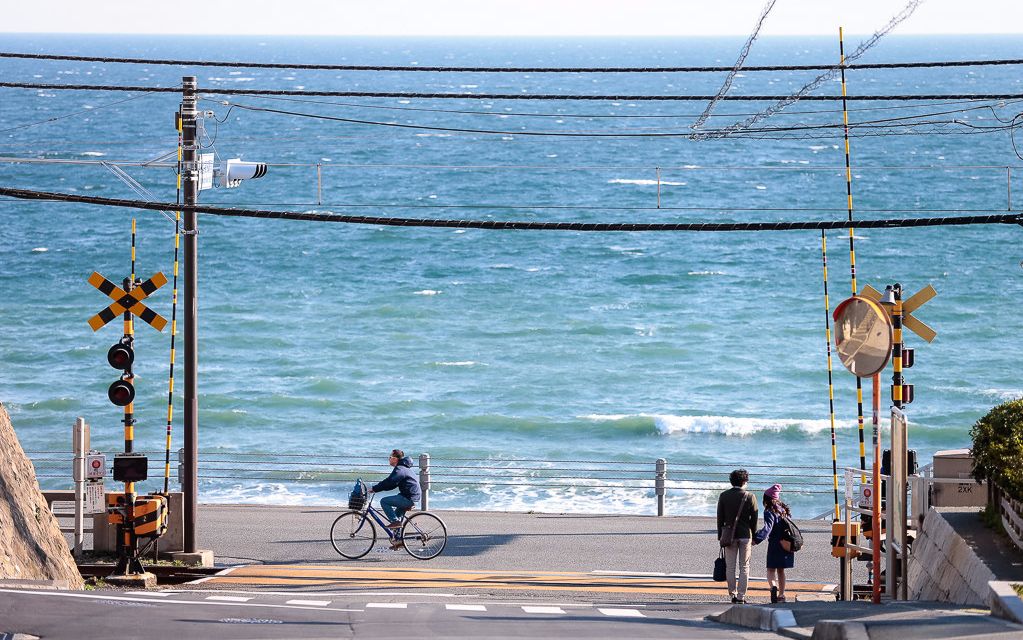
[120,276,139,571]
[820,230,841,521]
[891,285,905,409]
[839,28,868,478]
[162,115,185,495]
[131,218,137,284]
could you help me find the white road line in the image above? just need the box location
[597,608,645,617]
[187,565,240,585]
[132,592,173,597]
[521,606,566,614]
[366,602,408,609]
[445,604,487,612]
[285,599,331,607]
[205,595,253,602]
[0,589,360,613]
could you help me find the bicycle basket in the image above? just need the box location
[348,479,367,510]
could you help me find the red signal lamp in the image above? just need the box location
[107,343,134,370]
[108,379,135,406]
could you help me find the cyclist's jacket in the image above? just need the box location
[372,456,422,502]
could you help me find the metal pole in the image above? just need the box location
[180,76,199,554]
[419,453,430,511]
[872,372,882,604]
[888,283,907,600]
[655,458,666,516]
[72,417,88,559]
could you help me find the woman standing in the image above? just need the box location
[753,484,794,603]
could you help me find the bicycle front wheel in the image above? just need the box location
[401,512,447,560]
[330,511,376,559]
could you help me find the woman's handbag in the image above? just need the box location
[713,548,727,582]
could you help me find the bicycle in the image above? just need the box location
[330,489,448,560]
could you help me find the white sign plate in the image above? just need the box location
[85,482,105,514]
[858,483,874,508]
[198,153,214,191]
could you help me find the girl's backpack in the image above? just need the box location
[778,514,804,552]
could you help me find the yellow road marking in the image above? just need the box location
[204,565,833,596]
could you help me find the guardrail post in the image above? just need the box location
[419,453,430,511]
[655,458,666,516]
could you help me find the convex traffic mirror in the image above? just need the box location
[833,296,893,377]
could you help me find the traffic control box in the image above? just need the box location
[106,493,168,538]
[831,521,860,558]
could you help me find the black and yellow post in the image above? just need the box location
[890,284,905,410]
[112,277,146,577]
[819,230,841,522]
[838,28,868,477]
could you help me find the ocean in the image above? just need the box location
[1,33,1021,518]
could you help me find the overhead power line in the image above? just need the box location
[1,186,1020,233]
[2,82,1022,102]
[2,51,1022,73]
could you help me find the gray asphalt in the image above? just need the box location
[196,504,849,586]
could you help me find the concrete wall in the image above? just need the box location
[908,508,993,606]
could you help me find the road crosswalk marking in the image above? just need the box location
[521,606,566,614]
[598,608,645,617]
[446,604,488,611]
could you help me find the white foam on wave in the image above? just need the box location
[434,361,481,367]
[434,482,718,516]
[202,482,332,506]
[31,247,48,252]
[583,413,848,436]
[980,388,1023,401]
[608,178,686,186]
[688,270,725,276]
[934,385,1022,402]
[80,151,105,157]
[413,289,441,295]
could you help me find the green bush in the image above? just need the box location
[970,398,1023,500]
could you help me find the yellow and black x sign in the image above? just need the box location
[88,271,168,332]
[860,284,937,343]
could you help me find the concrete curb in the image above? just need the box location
[811,620,869,640]
[989,580,1023,624]
[709,604,797,632]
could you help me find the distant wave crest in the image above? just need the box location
[583,413,847,437]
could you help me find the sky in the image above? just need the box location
[3,1,1022,36]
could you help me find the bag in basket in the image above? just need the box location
[348,479,367,510]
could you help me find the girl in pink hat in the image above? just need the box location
[753,483,794,603]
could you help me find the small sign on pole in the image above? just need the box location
[85,481,105,514]
[198,153,214,191]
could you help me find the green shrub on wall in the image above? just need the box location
[970,398,1023,500]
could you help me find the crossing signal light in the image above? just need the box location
[107,340,135,407]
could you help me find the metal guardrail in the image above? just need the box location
[27,449,847,516]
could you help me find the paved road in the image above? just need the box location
[0,587,780,639]
[192,504,843,601]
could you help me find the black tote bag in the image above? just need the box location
[713,548,727,582]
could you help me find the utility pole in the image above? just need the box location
[180,76,199,554]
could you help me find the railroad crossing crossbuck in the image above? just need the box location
[87,271,168,332]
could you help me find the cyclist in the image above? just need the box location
[368,449,421,547]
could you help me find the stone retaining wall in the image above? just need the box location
[908,508,993,606]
